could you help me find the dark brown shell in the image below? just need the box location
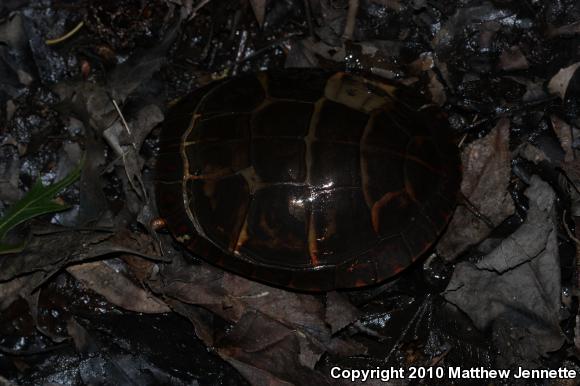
[156,69,461,291]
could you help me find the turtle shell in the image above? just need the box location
[156,69,461,291]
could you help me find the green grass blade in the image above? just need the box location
[0,242,25,255]
[0,162,82,243]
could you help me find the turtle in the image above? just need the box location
[155,69,461,291]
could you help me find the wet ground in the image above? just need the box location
[1,0,580,385]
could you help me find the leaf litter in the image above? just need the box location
[1,0,580,384]
[444,176,564,366]
[437,118,514,260]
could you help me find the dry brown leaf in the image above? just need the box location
[249,0,267,27]
[147,255,365,384]
[548,62,580,99]
[547,21,580,37]
[437,118,515,260]
[301,38,346,62]
[551,115,575,163]
[216,312,331,385]
[518,143,550,164]
[67,260,170,313]
[0,226,166,288]
[428,70,446,106]
[498,46,529,71]
[66,317,95,354]
[150,261,329,338]
[0,275,37,311]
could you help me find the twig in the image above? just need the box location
[109,97,147,199]
[457,132,468,148]
[238,32,302,65]
[188,0,212,21]
[303,0,315,38]
[231,30,248,76]
[562,210,580,245]
[111,99,132,137]
[342,0,359,40]
[45,21,84,46]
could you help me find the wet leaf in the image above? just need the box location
[217,311,331,385]
[107,23,180,102]
[150,260,328,336]
[437,118,514,260]
[148,254,364,383]
[67,260,170,314]
[0,161,81,253]
[0,227,166,283]
[444,177,564,364]
[67,261,171,314]
[325,292,359,334]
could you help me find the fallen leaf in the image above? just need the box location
[551,115,575,163]
[443,176,564,364]
[325,292,359,334]
[0,145,21,203]
[0,275,36,311]
[216,311,331,385]
[517,143,550,164]
[427,70,446,106]
[437,118,515,260]
[0,226,166,283]
[102,104,163,200]
[285,39,321,68]
[148,253,365,383]
[548,62,580,99]
[498,46,529,71]
[301,37,346,62]
[79,134,108,224]
[150,259,328,339]
[107,23,180,102]
[67,260,170,314]
[547,21,580,38]
[67,317,97,354]
[249,0,267,27]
